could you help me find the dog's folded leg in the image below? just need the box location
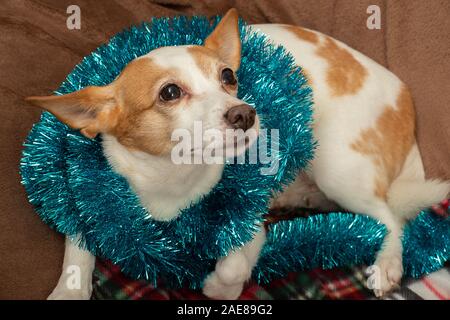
[203,226,266,300]
[47,235,95,300]
[270,172,340,211]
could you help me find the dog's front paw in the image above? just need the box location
[47,281,92,300]
[202,272,244,300]
[215,252,251,285]
[367,254,403,298]
[202,251,250,299]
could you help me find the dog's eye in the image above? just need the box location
[221,68,237,86]
[160,84,181,101]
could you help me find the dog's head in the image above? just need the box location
[26,9,259,158]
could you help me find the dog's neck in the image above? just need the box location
[102,134,224,221]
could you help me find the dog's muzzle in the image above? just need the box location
[224,104,256,131]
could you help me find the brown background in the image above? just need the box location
[0,0,449,299]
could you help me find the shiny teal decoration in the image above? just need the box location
[255,209,450,282]
[20,15,449,289]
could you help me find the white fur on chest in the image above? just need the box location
[102,134,224,221]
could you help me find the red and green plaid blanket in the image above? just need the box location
[92,200,450,300]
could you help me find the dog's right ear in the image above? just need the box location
[205,8,241,70]
[25,86,119,139]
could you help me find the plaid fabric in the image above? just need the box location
[92,200,450,300]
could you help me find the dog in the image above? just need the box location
[26,8,449,300]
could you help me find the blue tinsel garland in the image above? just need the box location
[20,16,449,289]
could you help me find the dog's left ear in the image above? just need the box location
[25,86,118,139]
[205,8,241,70]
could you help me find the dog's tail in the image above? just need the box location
[387,144,450,220]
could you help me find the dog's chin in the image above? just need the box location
[186,117,261,162]
[223,119,260,158]
[224,137,253,158]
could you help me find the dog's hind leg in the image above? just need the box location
[362,203,405,297]
[309,148,408,297]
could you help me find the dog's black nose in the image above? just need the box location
[225,104,256,131]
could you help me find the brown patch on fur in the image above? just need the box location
[25,86,117,139]
[187,46,219,78]
[79,104,121,139]
[316,37,368,96]
[374,179,388,200]
[285,25,319,44]
[26,57,179,155]
[110,58,178,155]
[351,85,415,198]
[302,68,313,87]
[204,8,241,70]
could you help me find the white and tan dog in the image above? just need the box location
[26,9,449,300]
